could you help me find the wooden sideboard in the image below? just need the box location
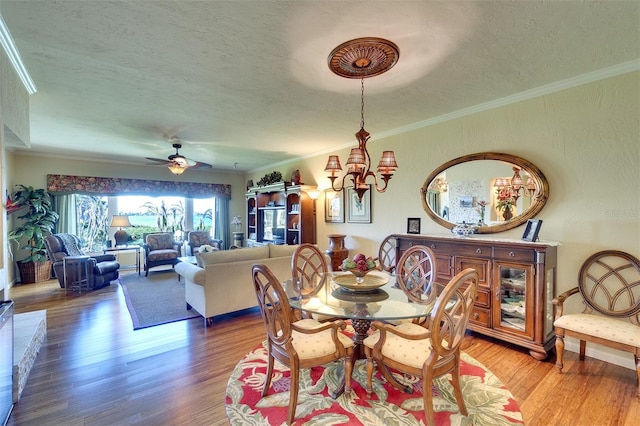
[394,234,558,360]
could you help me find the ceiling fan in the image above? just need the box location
[146,143,213,175]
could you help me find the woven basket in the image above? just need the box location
[18,260,52,283]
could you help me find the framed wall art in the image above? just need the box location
[324,190,344,223]
[522,219,543,242]
[347,186,372,223]
[407,218,421,234]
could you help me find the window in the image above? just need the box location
[71,195,217,248]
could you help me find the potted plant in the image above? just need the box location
[8,185,59,283]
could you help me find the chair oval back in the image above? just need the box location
[578,250,640,319]
[291,244,328,299]
[396,245,437,305]
[252,264,294,346]
[378,235,397,273]
[429,268,479,358]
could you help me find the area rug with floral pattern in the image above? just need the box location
[226,341,524,425]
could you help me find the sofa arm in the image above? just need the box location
[175,262,206,286]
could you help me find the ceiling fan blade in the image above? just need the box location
[145,157,172,166]
[190,161,213,169]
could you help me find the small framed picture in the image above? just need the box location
[347,186,372,223]
[522,219,543,242]
[407,218,421,234]
[324,190,344,223]
[460,196,473,208]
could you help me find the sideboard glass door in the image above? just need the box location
[493,262,535,339]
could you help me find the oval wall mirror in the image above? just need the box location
[420,152,549,234]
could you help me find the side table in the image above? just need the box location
[103,245,141,275]
[63,255,91,294]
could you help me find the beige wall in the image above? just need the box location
[247,71,640,368]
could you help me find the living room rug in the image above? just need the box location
[120,270,199,330]
[226,341,524,425]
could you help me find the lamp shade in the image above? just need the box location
[168,164,187,175]
[110,215,132,228]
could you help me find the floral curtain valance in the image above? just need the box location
[47,174,231,199]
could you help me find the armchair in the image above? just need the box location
[187,231,223,254]
[143,232,180,276]
[44,233,120,289]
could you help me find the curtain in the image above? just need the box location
[46,174,231,199]
[215,197,230,249]
[52,194,77,234]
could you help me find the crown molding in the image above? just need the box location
[376,60,640,140]
[0,14,36,94]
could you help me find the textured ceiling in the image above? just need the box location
[1,0,639,172]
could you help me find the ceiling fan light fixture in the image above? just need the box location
[168,164,187,175]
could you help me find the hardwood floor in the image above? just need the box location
[6,273,639,425]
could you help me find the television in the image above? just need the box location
[262,208,286,243]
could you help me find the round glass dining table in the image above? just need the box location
[286,270,432,398]
[287,271,432,350]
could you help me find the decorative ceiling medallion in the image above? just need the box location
[328,37,400,79]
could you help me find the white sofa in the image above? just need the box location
[175,244,301,327]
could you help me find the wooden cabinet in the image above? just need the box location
[245,183,316,246]
[395,234,558,360]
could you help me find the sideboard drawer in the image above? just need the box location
[474,288,491,308]
[493,247,535,262]
[470,306,491,327]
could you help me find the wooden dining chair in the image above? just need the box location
[291,243,329,299]
[252,264,354,424]
[363,268,479,426]
[393,245,438,326]
[378,234,398,274]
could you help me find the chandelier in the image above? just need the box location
[494,167,537,202]
[324,37,400,202]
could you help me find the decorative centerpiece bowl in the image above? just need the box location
[344,267,378,282]
[341,254,379,283]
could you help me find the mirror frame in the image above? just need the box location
[420,152,549,234]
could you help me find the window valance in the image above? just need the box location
[47,174,231,199]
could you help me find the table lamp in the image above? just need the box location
[110,215,132,246]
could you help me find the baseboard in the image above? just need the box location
[564,337,635,370]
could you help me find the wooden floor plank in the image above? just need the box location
[6,274,639,425]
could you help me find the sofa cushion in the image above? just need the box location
[146,233,175,251]
[269,244,299,258]
[198,245,270,266]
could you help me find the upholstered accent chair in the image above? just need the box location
[553,250,640,397]
[142,232,180,276]
[364,268,479,426]
[187,231,223,254]
[252,263,354,424]
[44,233,120,289]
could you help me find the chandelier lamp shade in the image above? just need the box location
[325,37,400,202]
[110,215,132,246]
[494,167,537,202]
